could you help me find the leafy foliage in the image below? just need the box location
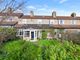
[0,39,80,60]
[42,30,47,39]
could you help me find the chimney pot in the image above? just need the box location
[71,12,76,17]
[52,11,56,18]
[30,11,34,17]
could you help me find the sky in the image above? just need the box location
[23,0,80,16]
[0,0,80,16]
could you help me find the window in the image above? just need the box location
[0,17,3,21]
[8,17,13,20]
[59,20,64,24]
[71,20,76,25]
[19,31,23,35]
[38,20,42,24]
[35,31,37,37]
[24,19,27,24]
[7,16,13,21]
[25,31,30,37]
[50,20,54,24]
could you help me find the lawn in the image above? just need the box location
[0,39,80,60]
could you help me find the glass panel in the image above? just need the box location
[59,20,64,24]
[50,20,54,24]
[31,32,34,40]
[71,20,76,25]
[19,30,23,35]
[25,31,30,37]
[38,19,42,24]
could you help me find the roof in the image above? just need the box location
[0,12,23,18]
[0,21,18,26]
[15,24,80,29]
[21,15,80,20]
[0,12,80,20]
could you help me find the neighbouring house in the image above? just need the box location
[0,11,80,41]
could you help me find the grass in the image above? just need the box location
[2,40,25,53]
[0,39,80,60]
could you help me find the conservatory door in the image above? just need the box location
[31,31,34,40]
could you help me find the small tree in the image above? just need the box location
[42,30,47,39]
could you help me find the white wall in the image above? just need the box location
[49,19,58,25]
[18,19,59,25]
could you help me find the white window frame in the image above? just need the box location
[24,31,30,37]
[38,19,42,24]
[8,16,13,20]
[59,20,64,25]
[23,19,27,24]
[50,20,54,24]
[18,29,23,36]
[71,20,76,25]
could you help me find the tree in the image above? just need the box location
[0,0,28,21]
[0,0,28,13]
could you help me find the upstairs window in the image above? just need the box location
[50,20,54,24]
[71,20,76,25]
[38,20,42,24]
[7,16,13,21]
[8,17,13,20]
[59,20,64,25]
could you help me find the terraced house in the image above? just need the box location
[0,10,80,41]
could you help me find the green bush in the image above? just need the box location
[0,39,80,60]
[0,40,39,60]
[42,30,47,39]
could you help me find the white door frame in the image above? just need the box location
[22,29,42,41]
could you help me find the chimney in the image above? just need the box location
[30,11,34,17]
[52,11,56,18]
[71,12,76,17]
[7,7,13,13]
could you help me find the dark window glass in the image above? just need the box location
[25,31,30,37]
[19,31,23,35]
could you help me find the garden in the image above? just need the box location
[0,39,80,60]
[0,27,80,60]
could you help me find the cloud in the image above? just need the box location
[25,7,80,16]
[51,0,68,4]
[33,8,80,16]
[14,9,23,13]
[37,8,47,11]
[25,4,80,16]
[60,0,68,3]
[27,6,36,9]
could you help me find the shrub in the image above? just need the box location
[0,39,80,60]
[1,40,39,60]
[0,27,16,43]
[42,30,47,39]
[63,32,80,44]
